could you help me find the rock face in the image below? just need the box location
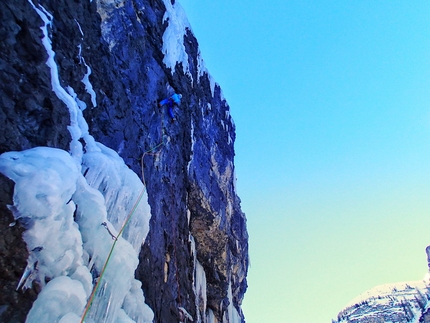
[0,0,249,322]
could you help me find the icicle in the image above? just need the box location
[73,15,98,110]
[81,57,98,108]
[82,144,150,253]
[206,309,216,323]
[189,233,207,322]
[75,18,84,36]
[227,282,241,323]
[178,307,193,322]
[16,255,37,291]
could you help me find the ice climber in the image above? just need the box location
[159,93,182,122]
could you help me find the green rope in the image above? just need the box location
[80,187,146,323]
[81,104,166,322]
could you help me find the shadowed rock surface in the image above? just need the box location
[0,0,249,322]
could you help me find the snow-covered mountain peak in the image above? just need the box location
[335,280,430,323]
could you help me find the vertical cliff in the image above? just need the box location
[0,0,249,322]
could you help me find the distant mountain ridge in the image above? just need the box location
[333,246,430,323]
[334,280,430,323]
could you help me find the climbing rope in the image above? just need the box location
[148,101,186,317]
[79,99,188,322]
[79,187,146,323]
[138,106,190,318]
[80,103,166,323]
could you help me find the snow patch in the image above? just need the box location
[161,0,217,97]
[345,280,428,308]
[161,1,191,76]
[337,280,430,323]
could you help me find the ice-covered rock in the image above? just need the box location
[0,0,248,322]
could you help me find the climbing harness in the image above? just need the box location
[159,93,182,122]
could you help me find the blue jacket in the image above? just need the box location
[160,93,182,106]
[170,93,182,105]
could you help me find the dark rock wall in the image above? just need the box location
[0,0,248,322]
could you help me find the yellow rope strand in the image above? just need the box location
[79,187,146,323]
[80,105,166,323]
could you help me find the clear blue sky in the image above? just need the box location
[178,1,430,322]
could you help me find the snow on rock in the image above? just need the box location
[161,0,219,96]
[345,281,429,309]
[161,0,191,76]
[335,280,430,323]
[196,52,216,96]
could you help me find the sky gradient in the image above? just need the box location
[178,1,430,322]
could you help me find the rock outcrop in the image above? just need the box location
[0,0,249,322]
